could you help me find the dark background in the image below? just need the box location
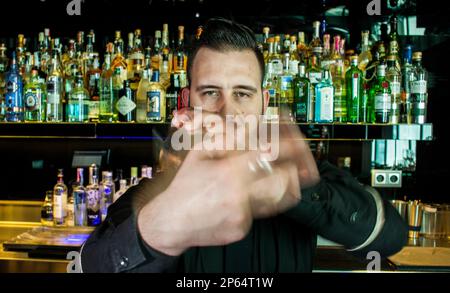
[0,0,449,201]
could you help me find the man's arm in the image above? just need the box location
[283,160,408,258]
[80,176,179,273]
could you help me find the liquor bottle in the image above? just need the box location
[67,74,90,122]
[262,27,271,61]
[388,15,401,72]
[386,55,402,124]
[279,52,294,114]
[128,29,145,79]
[67,191,75,227]
[162,24,171,66]
[113,169,124,192]
[292,64,311,123]
[264,63,280,121]
[24,69,46,122]
[46,51,64,122]
[63,40,78,78]
[130,167,139,186]
[53,169,68,227]
[5,52,24,122]
[111,44,128,85]
[151,30,162,71]
[297,32,308,63]
[358,31,372,71]
[113,179,128,203]
[136,68,152,123]
[41,190,54,227]
[360,82,371,123]
[86,164,101,227]
[346,56,363,123]
[288,35,300,76]
[166,72,181,122]
[314,69,334,123]
[282,34,291,55]
[99,53,115,122]
[268,36,283,77]
[87,56,101,122]
[173,26,188,73]
[370,65,391,123]
[72,168,87,227]
[410,52,428,124]
[146,70,166,122]
[100,171,114,222]
[309,21,323,59]
[160,48,171,89]
[333,65,347,123]
[321,34,332,69]
[0,44,7,121]
[116,80,136,122]
[307,55,322,120]
[401,45,414,123]
[329,35,345,80]
[32,52,47,84]
[113,31,124,60]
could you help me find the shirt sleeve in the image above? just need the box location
[283,160,408,258]
[80,176,179,273]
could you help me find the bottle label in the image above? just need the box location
[116,95,136,116]
[271,61,283,76]
[147,91,161,119]
[67,203,75,227]
[309,72,322,84]
[54,195,63,219]
[280,76,293,91]
[317,87,334,121]
[289,60,299,75]
[25,91,38,110]
[6,81,18,93]
[89,100,100,119]
[375,93,391,111]
[410,80,427,94]
[87,190,100,212]
[390,81,401,95]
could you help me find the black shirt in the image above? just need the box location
[80,160,408,273]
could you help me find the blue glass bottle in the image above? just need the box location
[5,52,24,122]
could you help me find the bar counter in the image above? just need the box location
[1,200,450,273]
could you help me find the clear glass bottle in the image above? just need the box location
[146,70,166,122]
[268,36,283,77]
[73,168,87,227]
[53,169,68,227]
[410,51,428,124]
[279,52,294,116]
[309,21,323,59]
[5,51,24,122]
[100,171,115,222]
[370,65,391,124]
[293,64,311,123]
[136,68,152,123]
[67,74,90,122]
[87,56,102,122]
[113,179,128,203]
[401,45,414,123]
[346,56,363,123]
[41,190,54,227]
[386,55,402,124]
[99,53,115,122]
[315,69,334,123]
[46,51,64,122]
[264,63,280,121]
[86,164,101,227]
[24,69,46,122]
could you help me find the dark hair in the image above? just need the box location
[187,18,265,87]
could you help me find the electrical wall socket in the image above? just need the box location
[371,169,402,188]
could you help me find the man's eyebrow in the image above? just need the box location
[195,85,222,91]
[233,85,258,93]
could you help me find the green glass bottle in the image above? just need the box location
[292,64,311,122]
[99,53,115,122]
[360,82,370,123]
[24,69,46,122]
[333,65,347,123]
[370,65,391,124]
[345,56,363,123]
[67,74,90,122]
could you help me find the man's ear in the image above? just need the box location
[262,89,270,114]
[180,87,190,109]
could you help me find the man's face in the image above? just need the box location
[188,47,269,117]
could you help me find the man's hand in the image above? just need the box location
[138,147,298,256]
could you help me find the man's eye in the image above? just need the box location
[203,91,220,98]
[234,92,252,99]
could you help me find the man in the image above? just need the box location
[81,18,408,273]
